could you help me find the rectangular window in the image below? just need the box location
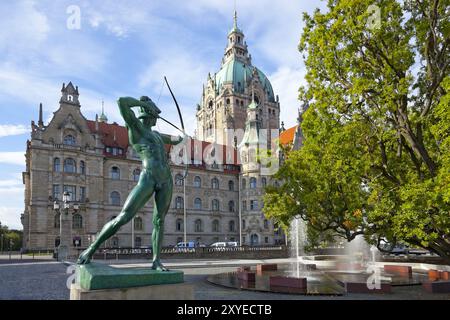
[79,187,86,202]
[242,200,247,211]
[250,200,258,211]
[265,237,269,244]
[63,185,76,202]
[52,185,60,200]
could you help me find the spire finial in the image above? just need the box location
[38,103,44,127]
[99,99,108,123]
[233,10,238,29]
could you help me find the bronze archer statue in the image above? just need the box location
[77,96,184,271]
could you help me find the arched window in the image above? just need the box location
[250,177,257,189]
[226,98,230,105]
[212,199,220,211]
[228,180,234,191]
[176,219,183,232]
[63,135,76,145]
[175,174,184,186]
[134,217,143,231]
[228,201,235,212]
[194,198,202,210]
[211,178,219,189]
[264,219,269,229]
[242,178,246,189]
[80,161,86,175]
[212,220,220,232]
[111,166,120,180]
[55,237,60,247]
[133,168,141,182]
[54,213,60,228]
[262,177,267,187]
[175,196,184,209]
[72,214,83,229]
[63,158,76,173]
[53,158,60,172]
[195,219,203,232]
[229,220,235,232]
[194,176,201,188]
[110,191,121,206]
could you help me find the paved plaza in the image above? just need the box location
[0,256,449,300]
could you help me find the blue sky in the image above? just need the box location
[0,0,326,229]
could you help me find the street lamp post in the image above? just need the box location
[53,191,79,261]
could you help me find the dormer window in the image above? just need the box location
[105,147,123,156]
[64,135,76,145]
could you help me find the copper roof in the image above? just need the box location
[279,125,298,145]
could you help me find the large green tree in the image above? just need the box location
[264,0,449,261]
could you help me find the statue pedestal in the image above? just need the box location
[70,282,194,300]
[70,262,193,300]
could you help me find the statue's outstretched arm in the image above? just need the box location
[160,133,185,145]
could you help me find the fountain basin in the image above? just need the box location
[270,276,307,289]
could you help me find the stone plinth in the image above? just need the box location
[428,269,441,281]
[77,263,184,291]
[429,270,450,281]
[237,271,256,282]
[422,281,450,293]
[440,271,450,280]
[344,282,391,294]
[269,276,307,289]
[256,264,277,275]
[70,282,194,300]
[384,265,412,278]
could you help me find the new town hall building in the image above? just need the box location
[21,14,297,250]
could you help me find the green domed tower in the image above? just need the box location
[196,11,280,147]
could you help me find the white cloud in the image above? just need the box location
[0,207,23,230]
[0,125,29,138]
[0,152,25,166]
[0,179,22,188]
[0,1,50,53]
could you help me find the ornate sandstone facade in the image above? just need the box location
[21,13,285,250]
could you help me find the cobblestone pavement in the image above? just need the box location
[0,261,449,300]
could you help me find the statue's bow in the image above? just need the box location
[164,76,188,179]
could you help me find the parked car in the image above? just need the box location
[209,242,239,248]
[210,242,227,247]
[175,241,196,249]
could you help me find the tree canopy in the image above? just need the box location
[263,0,449,261]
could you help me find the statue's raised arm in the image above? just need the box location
[117,97,146,134]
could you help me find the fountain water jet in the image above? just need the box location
[290,216,308,277]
